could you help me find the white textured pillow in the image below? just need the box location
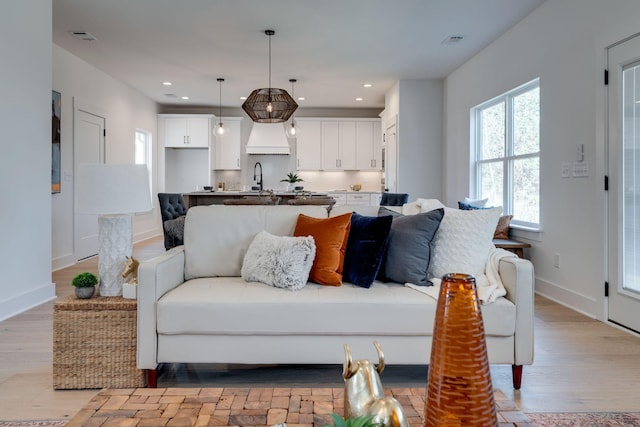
[429,207,502,280]
[241,231,316,291]
[463,197,489,207]
[402,198,445,215]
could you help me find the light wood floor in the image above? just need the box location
[1,235,639,421]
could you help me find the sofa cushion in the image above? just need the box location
[294,213,352,286]
[241,231,316,291]
[377,208,444,286]
[343,213,393,288]
[156,278,516,337]
[429,207,502,280]
[184,205,328,280]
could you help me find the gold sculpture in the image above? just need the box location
[121,256,139,284]
[343,341,408,427]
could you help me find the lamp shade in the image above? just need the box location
[242,88,298,123]
[76,163,152,214]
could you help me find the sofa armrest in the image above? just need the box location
[499,256,535,366]
[137,246,186,369]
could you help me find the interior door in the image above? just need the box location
[607,34,640,333]
[385,124,398,192]
[74,107,105,261]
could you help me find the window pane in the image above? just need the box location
[135,131,146,165]
[480,102,505,160]
[513,157,540,224]
[513,87,540,156]
[479,161,503,208]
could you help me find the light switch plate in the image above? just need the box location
[561,163,571,178]
[572,162,589,177]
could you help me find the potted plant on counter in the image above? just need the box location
[280,172,303,192]
[71,272,98,299]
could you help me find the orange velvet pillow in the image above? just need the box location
[293,213,352,286]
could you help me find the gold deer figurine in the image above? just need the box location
[343,341,408,427]
[121,256,140,284]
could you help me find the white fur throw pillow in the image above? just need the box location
[428,207,502,280]
[241,231,316,291]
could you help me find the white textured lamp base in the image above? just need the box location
[98,214,133,297]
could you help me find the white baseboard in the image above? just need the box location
[134,229,160,243]
[0,282,56,322]
[535,277,598,318]
[52,252,77,272]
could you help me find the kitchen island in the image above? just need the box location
[183,191,329,208]
[183,190,382,207]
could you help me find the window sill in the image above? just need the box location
[510,225,542,242]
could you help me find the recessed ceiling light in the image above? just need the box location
[363,83,372,88]
[163,81,172,86]
[355,97,363,101]
[297,97,305,101]
[181,96,189,100]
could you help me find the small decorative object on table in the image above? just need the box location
[281,171,303,191]
[425,273,498,427]
[71,272,97,299]
[323,414,381,427]
[121,256,139,299]
[343,341,408,427]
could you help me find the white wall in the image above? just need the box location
[444,0,640,319]
[52,45,160,270]
[0,1,54,320]
[385,79,443,201]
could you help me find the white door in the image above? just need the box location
[385,124,398,192]
[607,34,640,333]
[74,108,105,261]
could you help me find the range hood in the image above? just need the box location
[245,123,291,155]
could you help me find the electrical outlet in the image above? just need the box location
[553,253,561,268]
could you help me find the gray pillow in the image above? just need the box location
[378,208,444,286]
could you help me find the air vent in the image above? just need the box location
[70,31,97,41]
[442,35,465,45]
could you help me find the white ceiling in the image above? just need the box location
[52,0,544,110]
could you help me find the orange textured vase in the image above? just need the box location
[424,273,498,427]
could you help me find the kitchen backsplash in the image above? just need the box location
[211,166,383,193]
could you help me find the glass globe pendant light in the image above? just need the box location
[214,78,227,136]
[286,79,299,137]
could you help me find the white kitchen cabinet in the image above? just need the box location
[295,120,322,170]
[356,121,382,170]
[346,192,370,205]
[322,121,356,170]
[162,115,211,148]
[370,192,382,206]
[329,193,348,206]
[213,117,242,170]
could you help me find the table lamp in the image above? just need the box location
[76,163,152,296]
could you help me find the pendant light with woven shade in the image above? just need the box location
[242,30,298,123]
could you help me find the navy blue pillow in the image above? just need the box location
[343,213,393,288]
[458,201,490,210]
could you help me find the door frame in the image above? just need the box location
[73,98,107,261]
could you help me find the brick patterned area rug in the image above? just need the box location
[0,422,67,427]
[526,412,640,426]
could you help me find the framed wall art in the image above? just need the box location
[52,90,61,193]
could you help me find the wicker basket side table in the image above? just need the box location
[53,294,146,389]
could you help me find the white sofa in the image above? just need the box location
[137,204,534,388]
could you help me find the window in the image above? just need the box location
[135,129,152,191]
[472,79,540,229]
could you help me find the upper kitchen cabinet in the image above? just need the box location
[295,120,322,170]
[322,121,356,170]
[161,114,211,148]
[356,121,382,171]
[213,117,242,170]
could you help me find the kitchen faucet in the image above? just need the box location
[253,162,263,191]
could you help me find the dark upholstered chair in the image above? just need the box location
[380,193,409,206]
[158,193,187,250]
